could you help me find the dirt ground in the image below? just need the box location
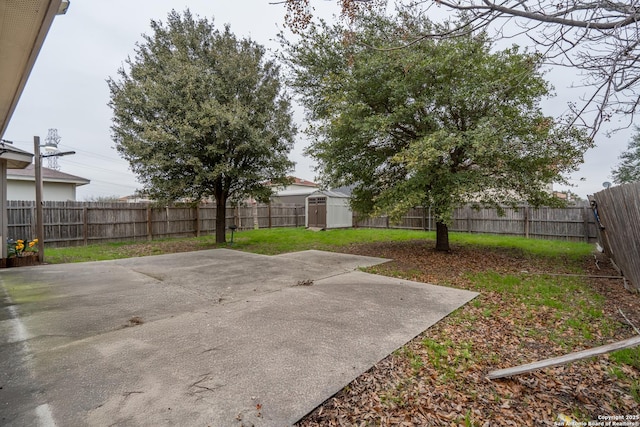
[296,240,640,426]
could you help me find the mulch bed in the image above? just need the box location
[296,240,640,426]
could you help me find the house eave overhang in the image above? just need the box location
[0,0,68,139]
[0,145,33,169]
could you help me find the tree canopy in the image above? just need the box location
[281,9,592,250]
[108,9,296,242]
[611,128,640,185]
[280,0,640,136]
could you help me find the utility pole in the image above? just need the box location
[33,135,75,264]
[34,136,44,263]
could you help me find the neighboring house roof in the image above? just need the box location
[8,164,90,186]
[287,177,318,188]
[270,176,319,198]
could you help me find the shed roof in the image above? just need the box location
[308,189,351,199]
[330,185,354,197]
[277,188,318,197]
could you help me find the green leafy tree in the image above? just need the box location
[281,9,592,251]
[282,0,639,136]
[108,9,296,243]
[611,128,640,184]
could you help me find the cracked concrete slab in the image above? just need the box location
[0,249,477,426]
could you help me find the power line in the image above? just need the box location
[7,139,126,165]
[84,178,139,190]
[58,143,125,163]
[61,158,135,176]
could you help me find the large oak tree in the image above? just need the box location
[281,9,592,251]
[108,10,296,243]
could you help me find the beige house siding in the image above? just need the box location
[7,165,89,201]
[8,179,78,201]
[270,177,318,205]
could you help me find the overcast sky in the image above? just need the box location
[4,1,633,200]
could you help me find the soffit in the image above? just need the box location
[0,0,63,138]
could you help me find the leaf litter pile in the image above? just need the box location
[297,240,640,426]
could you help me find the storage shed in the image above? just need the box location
[306,190,353,229]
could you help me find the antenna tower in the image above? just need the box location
[44,128,61,170]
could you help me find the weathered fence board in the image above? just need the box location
[85,206,147,244]
[592,182,640,291]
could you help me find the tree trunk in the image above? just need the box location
[435,221,450,252]
[215,191,227,244]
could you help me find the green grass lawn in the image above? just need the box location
[43,227,593,263]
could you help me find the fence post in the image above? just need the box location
[524,207,530,238]
[582,206,590,243]
[166,206,170,237]
[83,207,88,246]
[214,205,219,233]
[252,202,259,229]
[30,204,36,239]
[268,203,272,228]
[294,206,298,228]
[422,206,427,231]
[147,207,152,241]
[195,205,201,237]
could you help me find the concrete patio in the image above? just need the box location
[0,249,477,426]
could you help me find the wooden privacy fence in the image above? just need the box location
[591,182,640,291]
[6,201,305,248]
[355,204,598,243]
[6,201,597,248]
